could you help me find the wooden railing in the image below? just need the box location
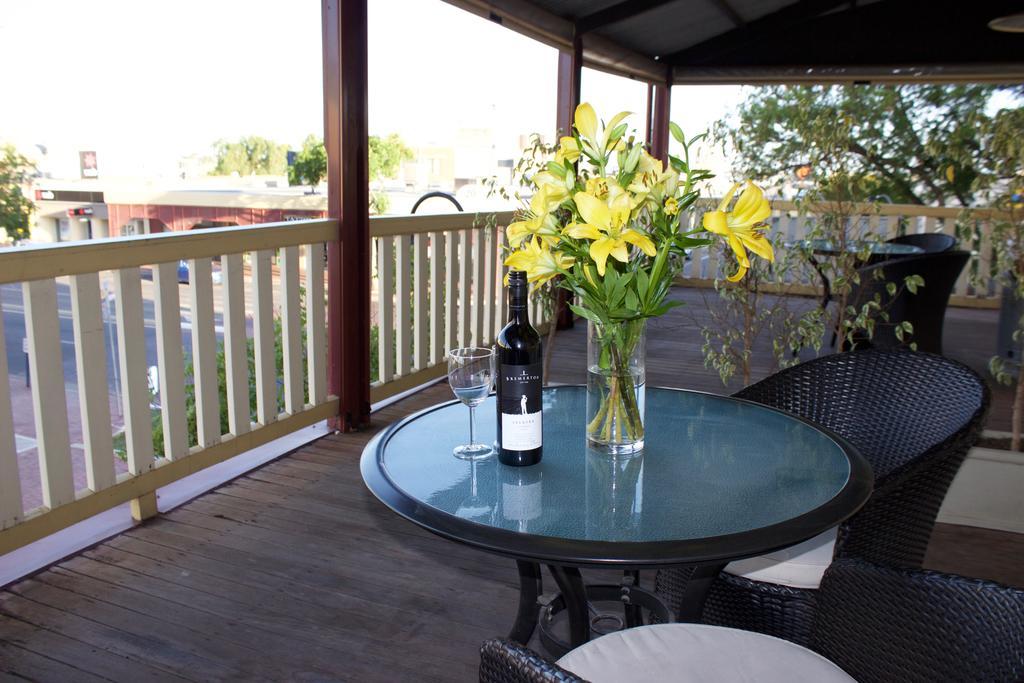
[369,211,551,402]
[680,200,1000,308]
[0,220,337,553]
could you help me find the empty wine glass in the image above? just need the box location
[447,347,494,460]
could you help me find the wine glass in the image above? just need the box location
[447,347,494,460]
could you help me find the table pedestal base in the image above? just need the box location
[508,562,726,658]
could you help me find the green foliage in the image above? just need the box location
[0,145,35,242]
[721,84,1022,206]
[368,133,413,182]
[212,136,289,176]
[288,135,327,191]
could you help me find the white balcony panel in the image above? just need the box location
[189,258,220,447]
[0,306,22,528]
[377,236,395,383]
[252,249,277,425]
[153,262,188,460]
[222,253,250,435]
[281,246,303,414]
[413,233,428,371]
[305,242,327,405]
[396,235,411,377]
[113,268,155,475]
[429,231,445,366]
[69,272,115,491]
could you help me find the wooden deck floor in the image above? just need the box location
[1,289,1020,682]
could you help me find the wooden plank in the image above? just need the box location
[472,229,486,346]
[113,268,154,475]
[0,219,337,286]
[413,233,428,370]
[0,304,21,528]
[0,399,338,555]
[429,231,445,366]
[376,236,395,383]
[189,258,220,447]
[396,235,411,376]
[483,226,497,343]
[22,278,74,509]
[305,242,328,405]
[370,211,515,237]
[222,253,249,435]
[445,230,458,354]
[280,246,303,414]
[251,249,277,425]
[68,272,115,491]
[153,262,188,460]
[459,230,471,348]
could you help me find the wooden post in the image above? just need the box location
[130,490,158,523]
[554,36,583,331]
[650,77,672,163]
[323,0,370,430]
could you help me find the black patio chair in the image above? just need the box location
[654,349,989,645]
[886,232,958,253]
[479,558,1024,683]
[846,250,969,354]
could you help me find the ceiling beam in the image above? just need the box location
[707,0,745,27]
[575,0,678,35]
[666,0,854,64]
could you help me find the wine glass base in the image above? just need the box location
[453,443,494,460]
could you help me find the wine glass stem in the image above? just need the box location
[469,405,476,446]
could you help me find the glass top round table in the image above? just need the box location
[361,386,872,568]
[793,239,925,256]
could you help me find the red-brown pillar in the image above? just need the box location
[323,0,370,430]
[649,80,671,164]
[554,36,583,330]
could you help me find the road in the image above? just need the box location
[1,275,242,397]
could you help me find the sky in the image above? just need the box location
[0,0,743,183]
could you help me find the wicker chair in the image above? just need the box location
[480,558,1024,683]
[654,349,989,645]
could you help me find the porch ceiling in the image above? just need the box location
[443,0,1024,84]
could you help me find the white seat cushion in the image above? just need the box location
[723,528,836,589]
[556,623,853,683]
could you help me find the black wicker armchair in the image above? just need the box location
[655,349,989,645]
[480,558,1024,683]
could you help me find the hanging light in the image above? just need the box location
[989,13,1024,32]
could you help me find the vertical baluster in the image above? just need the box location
[252,250,277,424]
[23,278,73,509]
[483,227,496,343]
[222,253,250,434]
[280,246,302,414]
[153,262,188,460]
[429,231,445,366]
[189,258,219,446]
[377,236,395,383]
[305,242,327,405]
[396,235,411,376]
[459,230,471,347]
[498,227,509,326]
[69,272,114,490]
[0,306,22,528]
[413,233,428,370]
[445,231,458,353]
[473,229,486,345]
[113,268,155,474]
[976,218,993,299]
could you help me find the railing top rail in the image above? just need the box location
[767,199,1002,220]
[0,218,338,285]
[370,210,516,237]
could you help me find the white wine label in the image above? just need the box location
[499,361,543,451]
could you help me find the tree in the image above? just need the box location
[288,135,327,192]
[368,133,412,182]
[1,145,35,242]
[212,136,288,176]
[721,84,1022,206]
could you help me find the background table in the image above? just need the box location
[362,386,871,653]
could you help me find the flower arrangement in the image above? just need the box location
[503,102,774,452]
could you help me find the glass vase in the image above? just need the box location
[586,319,646,454]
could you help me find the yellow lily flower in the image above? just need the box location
[703,181,774,282]
[504,238,575,285]
[533,170,570,205]
[555,136,580,164]
[566,191,656,276]
[574,103,631,154]
[507,185,564,247]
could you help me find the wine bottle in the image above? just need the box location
[495,270,543,466]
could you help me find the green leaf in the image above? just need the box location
[568,304,603,325]
[545,161,567,178]
[669,121,685,145]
